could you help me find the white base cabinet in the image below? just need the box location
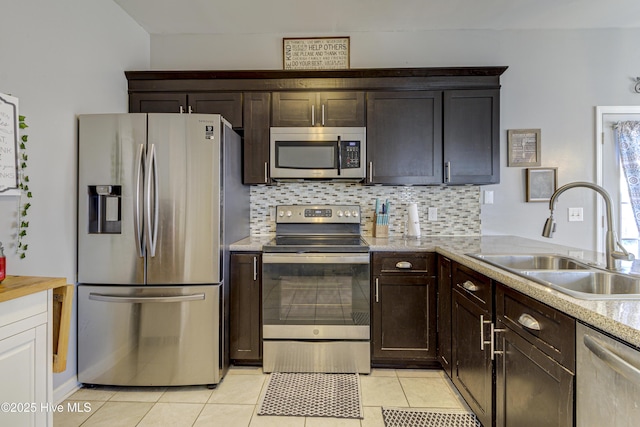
[0,290,53,427]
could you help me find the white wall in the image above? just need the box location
[0,0,149,395]
[151,29,640,251]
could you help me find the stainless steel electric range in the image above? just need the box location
[262,204,371,373]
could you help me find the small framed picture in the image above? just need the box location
[526,167,558,202]
[508,129,541,167]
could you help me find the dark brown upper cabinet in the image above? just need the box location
[129,92,243,128]
[443,89,500,184]
[272,91,365,127]
[243,92,271,185]
[366,91,443,185]
[125,67,507,186]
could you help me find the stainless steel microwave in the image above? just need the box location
[270,127,366,180]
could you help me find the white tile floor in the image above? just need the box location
[54,367,468,427]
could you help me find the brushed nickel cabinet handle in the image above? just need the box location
[462,280,479,292]
[395,261,413,269]
[253,256,258,281]
[375,278,379,303]
[518,313,541,331]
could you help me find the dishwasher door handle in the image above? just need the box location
[584,334,640,383]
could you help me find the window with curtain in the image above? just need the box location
[615,121,640,256]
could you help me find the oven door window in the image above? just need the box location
[263,256,369,327]
[275,141,337,169]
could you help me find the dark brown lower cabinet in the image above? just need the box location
[229,252,262,363]
[452,289,493,427]
[495,283,575,427]
[437,256,453,377]
[495,323,574,427]
[371,252,438,365]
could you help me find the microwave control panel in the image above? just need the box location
[340,141,361,169]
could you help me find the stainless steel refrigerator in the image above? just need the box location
[76,113,249,387]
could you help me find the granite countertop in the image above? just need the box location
[230,234,640,349]
[0,275,69,303]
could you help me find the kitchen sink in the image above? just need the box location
[468,252,640,300]
[468,253,591,270]
[521,270,640,300]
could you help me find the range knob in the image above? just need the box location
[352,210,359,217]
[345,211,351,217]
[286,210,292,217]
[278,210,284,217]
[337,211,344,217]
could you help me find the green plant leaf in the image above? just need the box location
[20,253,26,259]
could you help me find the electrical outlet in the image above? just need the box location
[568,207,583,222]
[428,207,438,221]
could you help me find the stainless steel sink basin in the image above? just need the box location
[520,270,640,300]
[468,253,591,270]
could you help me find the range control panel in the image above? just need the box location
[276,204,361,224]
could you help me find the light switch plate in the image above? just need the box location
[483,190,494,204]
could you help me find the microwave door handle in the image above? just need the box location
[337,136,342,176]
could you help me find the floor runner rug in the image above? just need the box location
[382,407,481,427]
[258,372,362,419]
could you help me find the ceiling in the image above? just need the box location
[113,0,640,35]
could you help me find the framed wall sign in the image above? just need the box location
[0,93,19,193]
[526,167,558,202]
[283,37,350,70]
[508,128,541,166]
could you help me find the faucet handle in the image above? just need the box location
[612,250,635,261]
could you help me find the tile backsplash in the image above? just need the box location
[250,183,480,236]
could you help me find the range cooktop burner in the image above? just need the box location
[264,204,369,253]
[263,235,369,253]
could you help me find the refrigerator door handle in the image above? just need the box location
[88,292,206,304]
[134,144,145,257]
[145,144,159,257]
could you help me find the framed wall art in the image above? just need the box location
[283,37,350,70]
[526,167,558,202]
[508,128,541,167]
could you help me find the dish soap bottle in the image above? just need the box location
[0,242,5,283]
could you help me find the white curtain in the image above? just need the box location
[615,121,640,232]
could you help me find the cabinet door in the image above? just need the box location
[452,289,493,427]
[372,274,437,362]
[319,92,365,127]
[243,92,271,184]
[272,92,317,126]
[366,91,443,185]
[272,92,365,127]
[188,92,243,128]
[0,324,48,427]
[443,89,500,184]
[230,253,262,362]
[495,322,574,427]
[129,93,187,113]
[437,256,453,377]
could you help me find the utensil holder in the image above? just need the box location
[373,213,389,237]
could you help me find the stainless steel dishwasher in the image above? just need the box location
[577,322,640,426]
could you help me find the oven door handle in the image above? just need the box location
[263,253,370,264]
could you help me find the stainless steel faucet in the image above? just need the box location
[542,181,635,270]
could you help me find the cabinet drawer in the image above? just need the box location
[452,262,492,311]
[496,284,575,371]
[373,252,435,274]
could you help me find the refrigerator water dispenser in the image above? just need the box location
[88,185,121,234]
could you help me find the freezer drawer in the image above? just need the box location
[78,284,223,386]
